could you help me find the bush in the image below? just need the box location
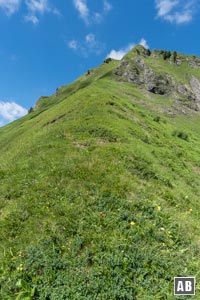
[163,51,171,60]
[172,51,177,63]
[172,130,189,141]
[146,49,151,56]
[104,58,112,64]
[153,116,161,122]
[28,107,34,113]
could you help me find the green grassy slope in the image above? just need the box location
[1,48,200,299]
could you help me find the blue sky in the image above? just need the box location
[0,0,200,126]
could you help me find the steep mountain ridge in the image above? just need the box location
[1,46,200,299]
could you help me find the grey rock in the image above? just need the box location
[190,76,200,107]
[113,57,200,111]
[176,58,182,65]
[188,61,200,68]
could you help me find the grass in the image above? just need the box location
[1,49,200,299]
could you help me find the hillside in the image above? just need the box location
[1,45,200,299]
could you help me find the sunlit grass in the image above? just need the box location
[1,54,200,299]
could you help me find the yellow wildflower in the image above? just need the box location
[157,206,161,211]
[130,221,136,226]
[17,264,23,271]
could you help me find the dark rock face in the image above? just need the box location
[113,55,200,112]
[114,58,174,96]
[148,86,166,95]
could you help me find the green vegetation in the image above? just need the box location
[1,46,200,299]
[173,51,177,63]
[104,58,112,64]
[28,107,34,114]
[161,50,171,60]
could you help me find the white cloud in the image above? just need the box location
[0,0,21,15]
[155,0,198,24]
[24,0,60,24]
[107,48,131,61]
[85,33,105,54]
[85,33,96,45]
[68,40,78,50]
[103,0,112,12]
[107,38,149,60]
[24,14,39,24]
[156,0,178,17]
[93,1,112,23]
[73,0,89,24]
[93,12,103,23]
[139,38,149,49]
[68,33,105,56]
[73,0,113,25]
[25,0,49,13]
[0,0,59,23]
[0,101,27,126]
[164,10,192,23]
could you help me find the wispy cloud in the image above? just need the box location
[139,38,149,49]
[73,0,112,25]
[107,38,149,60]
[24,14,39,24]
[156,0,178,17]
[25,0,48,13]
[93,1,112,23]
[0,0,59,23]
[25,0,60,24]
[103,0,112,13]
[73,0,89,24]
[68,33,105,56]
[85,33,105,54]
[0,0,21,15]
[0,101,27,126]
[155,0,198,24]
[68,40,78,50]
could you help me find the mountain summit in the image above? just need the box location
[1,46,200,299]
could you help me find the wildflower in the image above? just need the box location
[130,221,136,226]
[189,208,193,212]
[157,206,161,211]
[17,264,23,271]
[18,251,23,257]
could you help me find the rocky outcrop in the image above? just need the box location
[114,58,174,95]
[190,76,200,108]
[188,60,200,68]
[114,53,200,112]
[176,84,195,101]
